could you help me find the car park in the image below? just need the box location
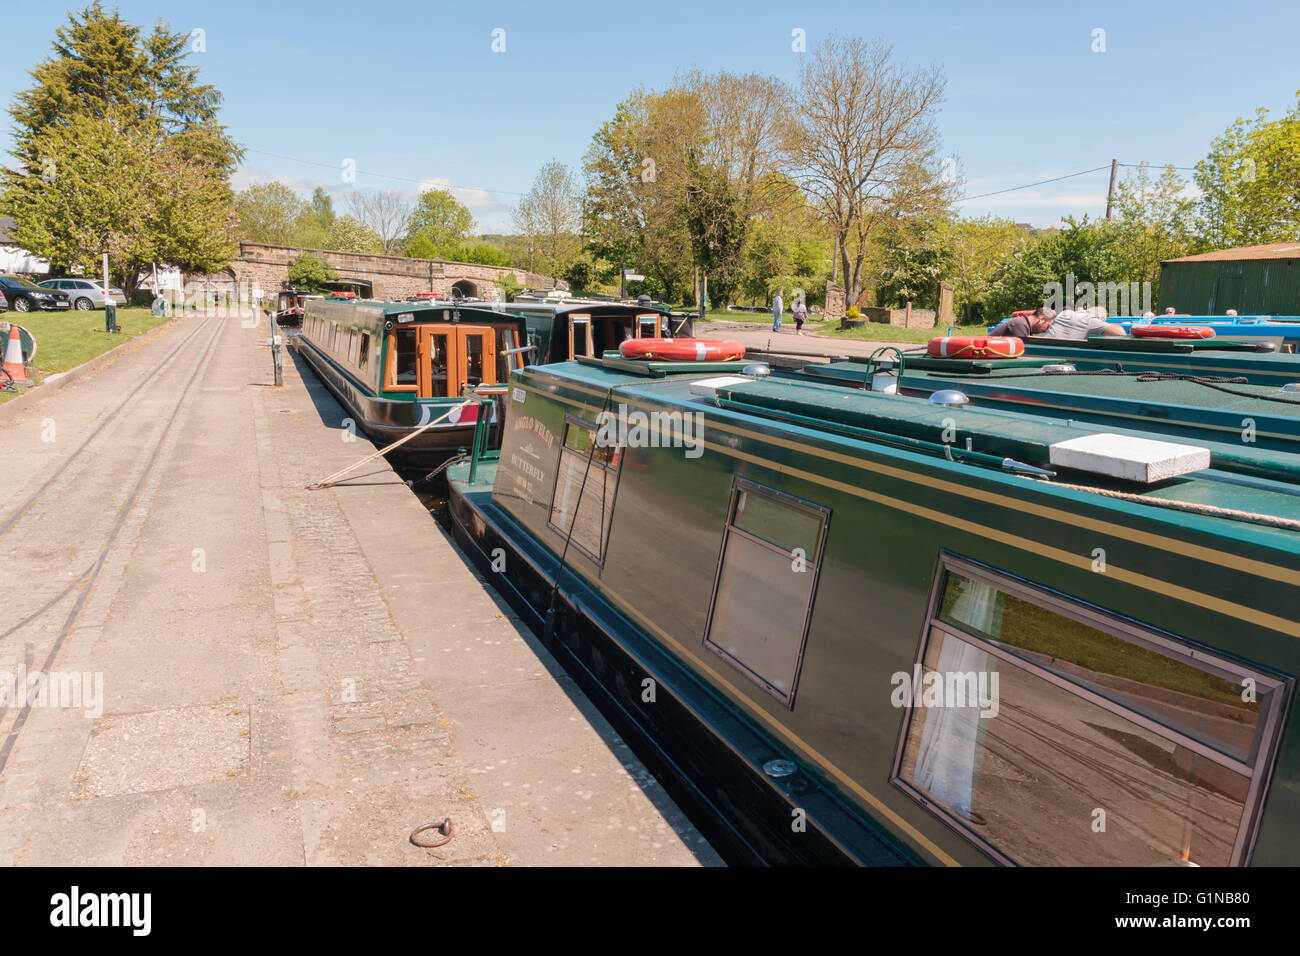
[38,277,127,310]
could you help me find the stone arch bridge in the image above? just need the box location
[208,242,564,302]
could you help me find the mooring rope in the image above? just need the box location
[307,400,476,489]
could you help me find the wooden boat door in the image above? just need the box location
[456,325,497,393]
[418,324,497,396]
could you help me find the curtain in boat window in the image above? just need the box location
[913,578,1001,816]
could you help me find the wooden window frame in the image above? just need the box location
[567,314,594,359]
[635,313,661,338]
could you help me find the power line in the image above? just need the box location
[957,165,1111,202]
[957,159,1200,204]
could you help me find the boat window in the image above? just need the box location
[495,327,521,377]
[547,416,622,564]
[893,555,1289,866]
[428,332,448,396]
[703,479,829,707]
[465,333,484,388]
[386,326,418,391]
[358,332,370,369]
[569,315,593,358]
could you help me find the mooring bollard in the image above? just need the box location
[271,314,283,386]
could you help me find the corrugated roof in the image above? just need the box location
[1164,242,1300,263]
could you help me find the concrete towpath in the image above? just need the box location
[0,311,719,866]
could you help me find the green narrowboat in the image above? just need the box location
[498,299,690,364]
[445,348,1300,866]
[295,298,529,464]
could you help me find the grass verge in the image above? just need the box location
[1,306,174,404]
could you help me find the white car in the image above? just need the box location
[39,278,127,311]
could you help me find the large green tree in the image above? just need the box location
[2,2,240,290]
[1195,94,1300,248]
[406,188,475,254]
[235,182,309,246]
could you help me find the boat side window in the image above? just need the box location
[547,416,622,565]
[703,479,830,708]
[358,332,370,370]
[892,555,1289,866]
[385,326,419,392]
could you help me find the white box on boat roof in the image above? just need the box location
[1048,433,1211,483]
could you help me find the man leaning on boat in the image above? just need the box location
[991,305,1126,339]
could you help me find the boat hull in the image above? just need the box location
[447,467,915,866]
[296,336,491,465]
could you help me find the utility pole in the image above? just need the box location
[620,261,626,300]
[1105,158,1118,220]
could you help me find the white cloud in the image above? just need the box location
[416,176,511,218]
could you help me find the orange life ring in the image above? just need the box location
[1131,324,1216,339]
[618,338,746,361]
[927,336,1024,359]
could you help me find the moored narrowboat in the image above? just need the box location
[496,299,691,364]
[446,343,1300,866]
[295,297,529,464]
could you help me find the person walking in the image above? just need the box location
[772,289,784,332]
[792,298,808,334]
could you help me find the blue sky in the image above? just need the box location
[3,0,1298,231]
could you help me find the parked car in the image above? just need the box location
[39,277,127,311]
[0,291,7,312]
[0,275,70,312]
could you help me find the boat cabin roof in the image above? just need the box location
[521,354,1300,541]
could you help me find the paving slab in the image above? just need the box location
[0,310,719,867]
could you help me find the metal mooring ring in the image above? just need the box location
[410,817,454,848]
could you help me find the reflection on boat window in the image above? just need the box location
[894,558,1287,866]
[548,417,622,564]
[428,332,448,396]
[704,479,829,707]
[938,573,1263,762]
[358,332,370,369]
[393,327,417,387]
[465,333,484,387]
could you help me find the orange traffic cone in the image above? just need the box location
[3,324,30,385]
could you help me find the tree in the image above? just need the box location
[513,160,583,281]
[235,182,309,246]
[287,254,337,292]
[5,106,235,296]
[8,2,240,174]
[583,95,654,286]
[344,189,412,255]
[936,216,1030,322]
[2,3,240,290]
[1195,94,1300,248]
[783,36,956,303]
[1111,162,1197,291]
[407,188,474,253]
[328,215,382,254]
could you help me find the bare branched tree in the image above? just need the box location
[784,36,956,302]
[344,188,412,256]
[512,160,582,281]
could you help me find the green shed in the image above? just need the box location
[1159,243,1300,315]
